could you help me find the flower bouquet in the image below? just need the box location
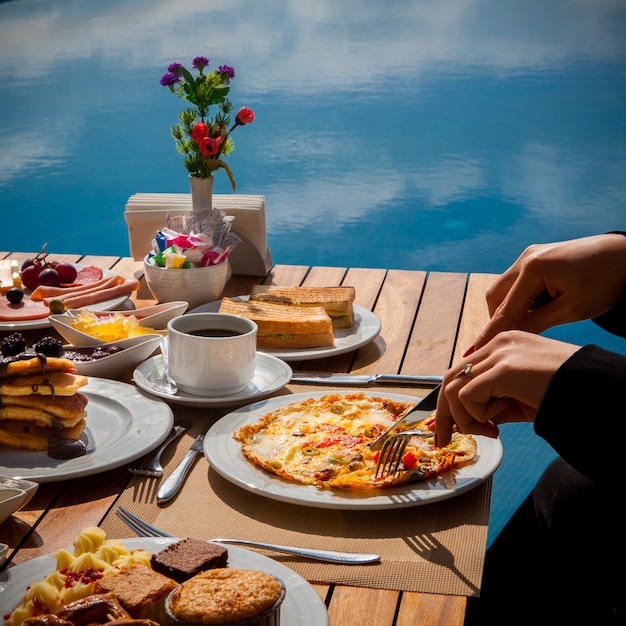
[161,55,254,191]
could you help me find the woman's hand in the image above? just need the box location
[471,233,626,352]
[435,331,579,447]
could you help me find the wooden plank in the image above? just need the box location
[453,273,499,364]
[7,467,132,566]
[353,268,427,374]
[403,271,467,376]
[264,264,310,286]
[327,586,399,626]
[303,266,348,286]
[396,592,466,626]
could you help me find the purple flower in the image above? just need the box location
[193,56,210,70]
[167,62,184,76]
[160,73,180,87]
[218,65,235,79]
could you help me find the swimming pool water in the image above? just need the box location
[1,0,625,546]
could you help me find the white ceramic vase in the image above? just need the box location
[189,175,214,211]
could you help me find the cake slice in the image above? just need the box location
[94,562,177,623]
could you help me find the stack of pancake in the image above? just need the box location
[0,353,89,451]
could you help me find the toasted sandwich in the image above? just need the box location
[219,297,334,349]
[249,285,356,328]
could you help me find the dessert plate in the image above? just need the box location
[190,299,381,362]
[0,538,329,626]
[205,391,504,510]
[0,379,174,482]
[133,353,293,408]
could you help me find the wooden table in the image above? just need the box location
[0,251,498,626]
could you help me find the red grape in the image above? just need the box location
[22,258,36,271]
[21,265,42,290]
[56,262,77,284]
[38,268,61,286]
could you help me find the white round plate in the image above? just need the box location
[190,299,381,362]
[204,391,504,510]
[0,379,174,482]
[0,537,329,625]
[133,353,293,408]
[0,265,131,331]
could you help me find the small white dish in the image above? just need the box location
[143,255,231,310]
[133,352,293,408]
[50,313,165,346]
[66,301,188,330]
[0,477,38,524]
[0,488,27,525]
[63,335,162,378]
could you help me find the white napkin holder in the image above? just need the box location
[124,193,272,276]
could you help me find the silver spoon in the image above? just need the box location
[152,336,178,395]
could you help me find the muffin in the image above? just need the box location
[165,568,286,626]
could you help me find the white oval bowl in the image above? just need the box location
[143,256,231,310]
[50,313,166,346]
[66,301,188,330]
[63,335,162,378]
[0,476,38,503]
[0,476,38,517]
[0,488,27,525]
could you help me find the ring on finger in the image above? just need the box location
[453,363,473,379]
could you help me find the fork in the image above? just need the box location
[129,421,190,477]
[368,383,440,452]
[115,506,380,564]
[374,429,430,479]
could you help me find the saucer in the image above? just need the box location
[133,353,293,408]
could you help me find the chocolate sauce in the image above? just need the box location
[48,435,87,459]
[0,352,47,377]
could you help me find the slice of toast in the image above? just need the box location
[219,297,334,349]
[250,285,355,328]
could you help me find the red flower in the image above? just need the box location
[199,135,223,156]
[235,106,255,125]
[191,122,209,143]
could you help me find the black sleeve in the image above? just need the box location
[534,344,625,483]
[592,230,626,337]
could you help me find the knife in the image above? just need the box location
[290,372,443,385]
[368,383,441,451]
[157,423,211,504]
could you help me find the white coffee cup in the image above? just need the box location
[167,313,257,396]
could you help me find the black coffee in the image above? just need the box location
[188,328,243,338]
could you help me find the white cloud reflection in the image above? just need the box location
[0,0,625,261]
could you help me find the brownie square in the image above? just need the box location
[150,538,228,583]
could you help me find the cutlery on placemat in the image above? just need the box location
[368,383,441,451]
[130,420,190,477]
[290,372,443,385]
[116,506,380,564]
[157,423,211,504]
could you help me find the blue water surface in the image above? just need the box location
[1,0,625,546]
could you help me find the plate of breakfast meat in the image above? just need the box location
[204,391,504,510]
[0,349,173,481]
[0,528,329,626]
[190,285,382,361]
[0,258,139,331]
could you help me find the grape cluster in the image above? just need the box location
[20,246,78,290]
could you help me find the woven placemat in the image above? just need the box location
[100,385,491,596]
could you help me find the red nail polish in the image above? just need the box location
[463,344,475,357]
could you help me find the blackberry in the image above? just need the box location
[33,336,64,357]
[1,332,27,356]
